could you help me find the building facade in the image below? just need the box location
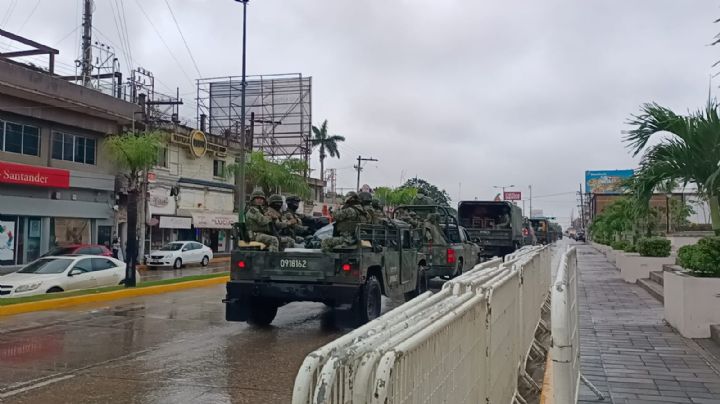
[0,59,138,266]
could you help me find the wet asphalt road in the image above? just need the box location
[0,283,398,404]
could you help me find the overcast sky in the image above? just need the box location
[2,0,718,226]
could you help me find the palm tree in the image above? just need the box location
[311,120,345,200]
[624,101,720,234]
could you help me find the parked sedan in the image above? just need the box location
[0,255,131,298]
[41,244,113,257]
[145,241,213,269]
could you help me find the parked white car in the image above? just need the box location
[0,255,131,298]
[145,241,214,269]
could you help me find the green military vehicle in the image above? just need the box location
[458,201,525,258]
[530,217,551,244]
[392,205,481,279]
[224,222,427,326]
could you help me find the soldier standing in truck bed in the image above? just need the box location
[322,192,369,251]
[245,190,280,252]
[371,198,388,224]
[282,195,309,241]
[266,194,295,250]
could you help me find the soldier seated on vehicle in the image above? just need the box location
[496,208,511,229]
[245,190,280,252]
[266,194,295,250]
[358,191,376,223]
[322,192,369,251]
[281,195,310,242]
[371,199,388,224]
[423,213,448,245]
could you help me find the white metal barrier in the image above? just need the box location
[551,247,603,403]
[292,246,553,404]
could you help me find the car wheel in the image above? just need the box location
[173,258,182,269]
[201,256,209,267]
[46,287,63,293]
[247,297,278,326]
[353,275,382,325]
[455,258,464,278]
[404,265,428,301]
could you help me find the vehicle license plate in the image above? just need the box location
[279,259,307,269]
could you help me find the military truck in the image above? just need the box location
[458,201,525,258]
[530,218,551,244]
[224,221,427,326]
[392,205,480,279]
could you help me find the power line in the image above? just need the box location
[133,0,194,87]
[116,0,134,69]
[108,0,132,70]
[53,24,82,48]
[16,0,41,33]
[1,0,18,28]
[163,0,201,77]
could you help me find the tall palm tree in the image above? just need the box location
[624,100,720,234]
[311,120,345,200]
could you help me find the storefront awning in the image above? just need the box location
[191,213,238,229]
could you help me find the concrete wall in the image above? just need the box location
[664,270,720,338]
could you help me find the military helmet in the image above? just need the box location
[358,191,372,204]
[286,195,301,203]
[268,194,284,205]
[250,189,266,200]
[371,198,383,209]
[345,191,359,203]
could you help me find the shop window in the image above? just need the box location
[213,159,225,177]
[156,146,168,168]
[0,121,40,156]
[52,132,96,164]
[50,218,91,246]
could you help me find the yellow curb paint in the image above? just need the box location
[0,276,229,317]
[540,352,553,404]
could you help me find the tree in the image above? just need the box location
[624,101,720,235]
[105,132,163,287]
[227,151,311,199]
[400,178,451,206]
[374,186,418,209]
[311,120,345,200]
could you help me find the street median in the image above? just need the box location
[0,272,229,317]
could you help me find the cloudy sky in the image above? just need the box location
[1,0,717,226]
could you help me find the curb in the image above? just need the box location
[540,352,553,404]
[137,256,231,271]
[0,275,229,317]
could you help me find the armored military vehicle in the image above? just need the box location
[458,201,525,258]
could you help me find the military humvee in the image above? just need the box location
[458,201,525,258]
[224,221,427,326]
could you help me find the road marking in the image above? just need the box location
[0,374,75,398]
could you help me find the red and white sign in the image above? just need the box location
[0,161,70,189]
[504,191,522,201]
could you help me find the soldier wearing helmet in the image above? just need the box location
[322,191,370,251]
[358,191,375,223]
[265,194,294,249]
[244,190,280,252]
[282,195,309,240]
[371,198,388,224]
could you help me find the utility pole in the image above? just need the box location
[579,183,585,230]
[529,185,533,218]
[235,0,249,226]
[80,0,93,87]
[493,184,515,200]
[355,155,378,191]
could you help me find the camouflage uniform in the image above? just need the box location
[267,194,295,250]
[322,192,369,251]
[371,199,388,224]
[281,195,309,241]
[412,193,435,206]
[423,213,448,245]
[358,192,377,224]
[396,210,421,228]
[245,191,280,252]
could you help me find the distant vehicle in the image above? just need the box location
[394,205,481,279]
[458,201,525,258]
[522,218,537,246]
[41,244,112,258]
[146,241,213,269]
[225,222,427,326]
[0,255,132,298]
[575,231,586,242]
[530,218,551,244]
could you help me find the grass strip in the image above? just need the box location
[0,272,229,306]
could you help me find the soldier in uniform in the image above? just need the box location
[371,198,388,223]
[422,213,448,245]
[266,194,295,250]
[282,195,309,241]
[245,190,280,252]
[322,192,369,251]
[396,209,421,228]
[358,191,376,224]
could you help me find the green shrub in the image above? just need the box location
[625,244,637,253]
[611,240,630,251]
[677,237,720,276]
[637,237,671,257]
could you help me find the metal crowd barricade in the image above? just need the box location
[293,246,554,404]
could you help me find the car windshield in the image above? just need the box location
[159,243,184,251]
[18,258,73,274]
[41,246,76,257]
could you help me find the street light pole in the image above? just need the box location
[493,184,515,200]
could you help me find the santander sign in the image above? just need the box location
[0,161,70,189]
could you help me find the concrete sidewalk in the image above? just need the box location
[577,244,720,404]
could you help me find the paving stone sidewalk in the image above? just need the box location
[576,244,720,404]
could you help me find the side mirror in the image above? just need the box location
[68,268,84,276]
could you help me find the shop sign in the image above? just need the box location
[170,131,227,159]
[0,161,70,189]
[504,191,522,201]
[191,213,237,229]
[159,216,192,229]
[149,195,169,208]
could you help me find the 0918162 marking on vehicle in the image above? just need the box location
[279,259,308,268]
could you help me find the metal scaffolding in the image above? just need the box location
[196,73,312,161]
